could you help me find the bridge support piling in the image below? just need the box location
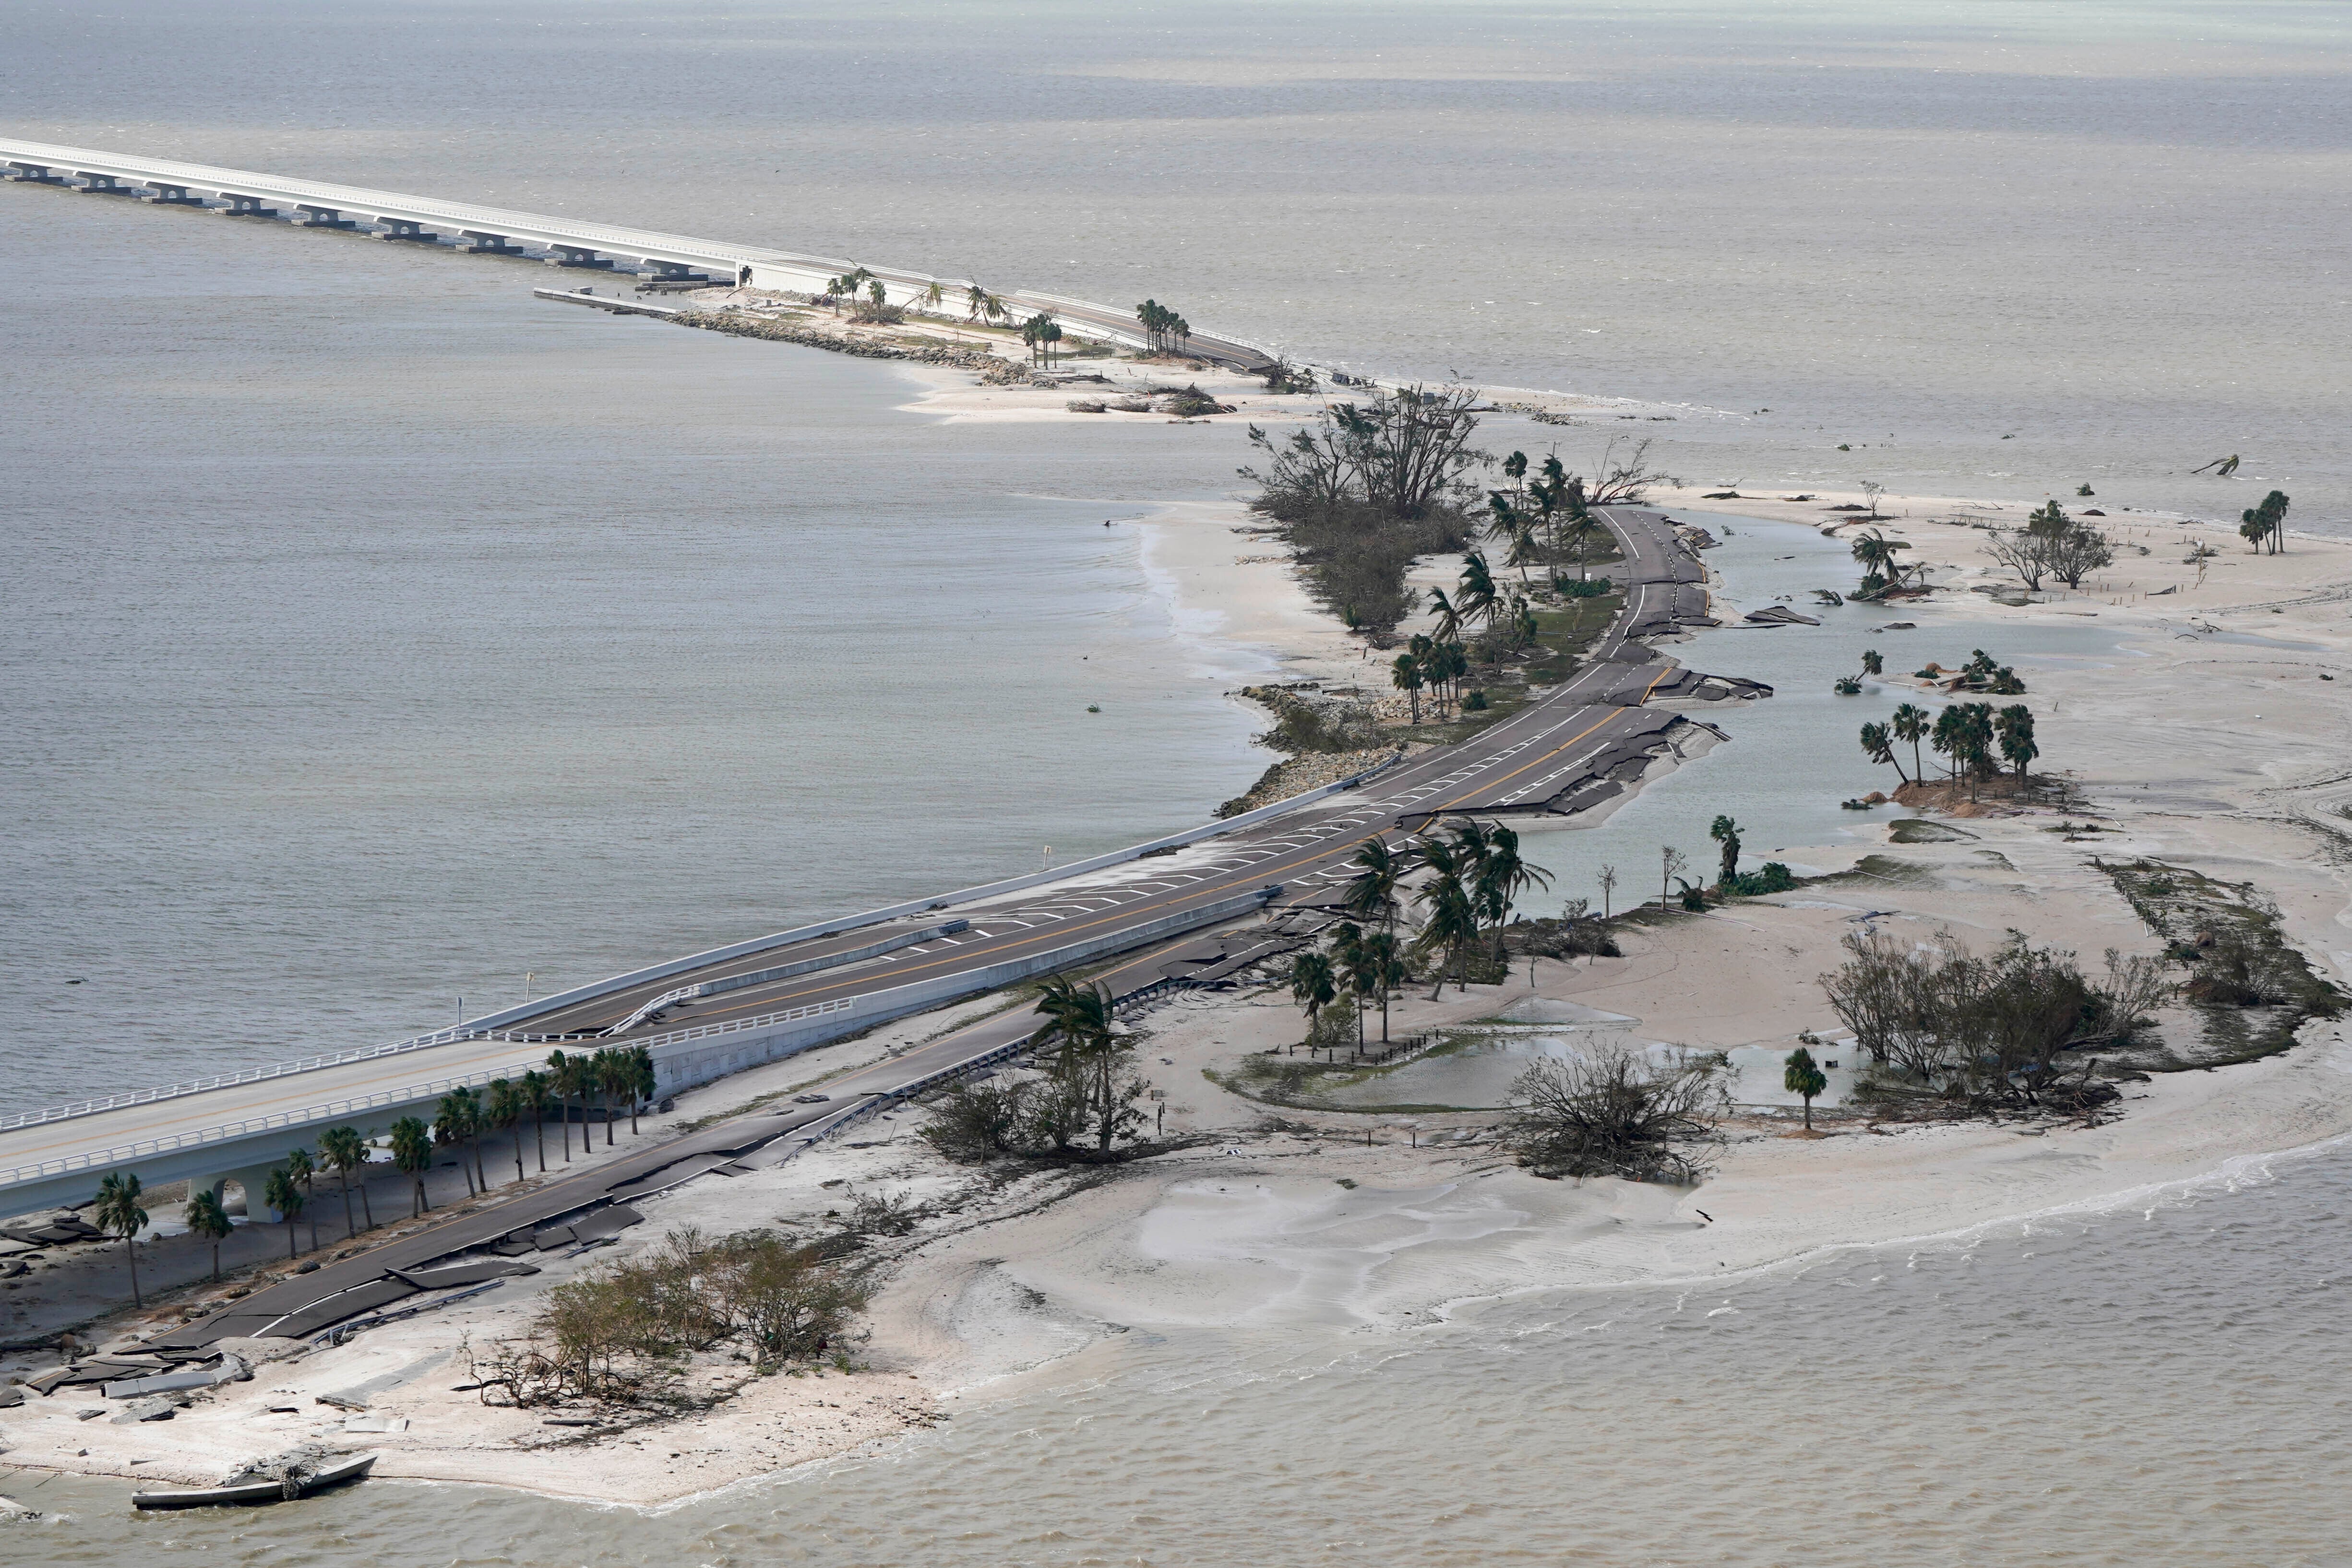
[375,217,440,244]
[74,172,140,197]
[217,191,280,217]
[458,230,527,255]
[547,244,614,270]
[294,204,357,230]
[143,182,206,206]
[204,1163,288,1222]
[638,260,713,282]
[5,161,70,184]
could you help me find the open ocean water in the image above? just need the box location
[4,0,2349,1555]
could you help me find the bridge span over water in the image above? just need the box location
[0,508,1733,1227]
[0,136,1274,368]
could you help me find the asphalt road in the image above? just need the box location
[0,507,1708,1194]
[134,503,1716,1346]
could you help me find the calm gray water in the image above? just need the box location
[0,195,1270,1108]
[4,0,2348,1556]
[11,1138,2347,1564]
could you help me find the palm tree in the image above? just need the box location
[1784,1045,1827,1131]
[1329,923,1373,1050]
[520,1069,551,1173]
[1890,703,1930,784]
[1341,837,1415,932]
[1708,815,1743,889]
[95,1171,148,1307]
[547,1050,577,1162]
[1476,824,1553,956]
[434,1091,479,1196]
[1995,703,2038,789]
[1457,553,1500,636]
[318,1125,366,1239]
[183,1186,233,1282]
[1411,858,1481,999]
[1032,975,1126,1147]
[264,1165,305,1259]
[967,282,987,321]
[628,1046,657,1134]
[596,1048,632,1147]
[389,1116,433,1218]
[1427,587,1462,645]
[1860,720,1905,784]
[1850,528,1911,595]
[1598,863,1618,920]
[1391,653,1423,724]
[1289,950,1337,1051]
[1861,649,1884,676]
[922,280,943,312]
[484,1079,525,1185]
[284,1145,319,1252]
[1362,930,1406,1043]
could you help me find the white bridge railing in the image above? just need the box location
[0,996,858,1190]
[0,1022,585,1135]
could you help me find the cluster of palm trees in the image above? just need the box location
[822,267,888,315]
[1860,701,2038,796]
[1019,310,1065,366]
[1850,529,1921,599]
[1485,451,1606,582]
[1394,552,1543,722]
[1030,976,1140,1151]
[965,284,1010,324]
[1293,824,1554,1043]
[2240,489,2291,554]
[1135,299,1191,354]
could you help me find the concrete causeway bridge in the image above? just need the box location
[0,136,1275,369]
[0,505,1737,1237]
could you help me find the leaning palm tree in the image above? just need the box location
[264,1165,305,1258]
[1456,553,1500,635]
[1860,720,1906,784]
[922,279,944,312]
[183,1186,233,1282]
[389,1116,433,1217]
[318,1125,366,1239]
[1475,824,1553,956]
[966,282,987,321]
[1427,587,1462,645]
[1330,924,1377,1050]
[1411,863,1481,999]
[1341,837,1415,933]
[95,1170,148,1307]
[1390,653,1423,724]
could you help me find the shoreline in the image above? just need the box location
[12,313,2352,1513]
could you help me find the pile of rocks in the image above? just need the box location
[671,311,1032,385]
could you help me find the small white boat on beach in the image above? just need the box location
[131,1452,375,1510]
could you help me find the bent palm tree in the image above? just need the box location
[1341,837,1415,932]
[1708,815,1743,889]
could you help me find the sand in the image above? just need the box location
[11,367,2352,1506]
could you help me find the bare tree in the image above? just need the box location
[1507,1049,1725,1182]
[1660,846,1688,913]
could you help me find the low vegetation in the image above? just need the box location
[1506,1049,1726,1183]
[465,1227,869,1408]
[2105,858,2342,1062]
[1820,928,2169,1116]
[1983,500,2116,591]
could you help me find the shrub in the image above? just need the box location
[1725,862,1798,897]
[1506,1050,1724,1182]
